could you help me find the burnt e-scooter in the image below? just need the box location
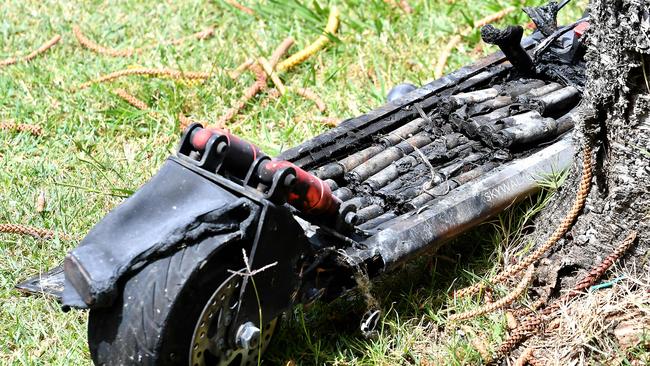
[18,2,588,365]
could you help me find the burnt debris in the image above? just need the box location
[307,4,589,232]
[480,0,587,89]
[309,71,582,230]
[524,1,562,36]
[481,25,536,76]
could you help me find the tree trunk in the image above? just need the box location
[534,1,649,295]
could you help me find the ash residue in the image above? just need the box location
[524,1,560,36]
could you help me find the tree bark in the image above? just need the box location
[532,0,649,293]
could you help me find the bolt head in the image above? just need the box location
[236,322,260,350]
[284,173,297,187]
[215,141,228,154]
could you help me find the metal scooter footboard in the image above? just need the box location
[349,135,574,271]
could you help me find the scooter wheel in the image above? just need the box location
[87,244,277,366]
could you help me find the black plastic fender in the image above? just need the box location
[63,158,261,309]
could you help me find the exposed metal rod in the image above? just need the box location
[406,162,497,210]
[558,0,573,12]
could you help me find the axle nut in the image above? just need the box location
[284,173,297,187]
[236,322,260,350]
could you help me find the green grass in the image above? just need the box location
[265,179,566,365]
[0,0,585,364]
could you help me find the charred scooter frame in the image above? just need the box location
[18,2,589,365]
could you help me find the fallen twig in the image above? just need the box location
[178,113,215,130]
[294,88,327,113]
[511,295,549,319]
[219,63,267,124]
[276,6,340,72]
[224,0,255,15]
[514,347,535,366]
[73,25,135,57]
[398,1,413,13]
[506,311,519,330]
[496,314,543,358]
[471,336,491,361]
[169,27,215,45]
[474,7,516,29]
[294,115,341,127]
[229,58,255,80]
[76,67,212,90]
[0,35,61,67]
[313,116,341,127]
[495,231,637,357]
[0,223,73,241]
[36,191,46,213]
[113,89,149,110]
[449,265,534,322]
[484,287,494,303]
[571,231,638,293]
[259,56,286,95]
[269,37,295,66]
[434,35,461,79]
[229,37,294,80]
[0,121,43,136]
[73,25,216,57]
[219,38,292,124]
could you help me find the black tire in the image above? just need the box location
[88,241,238,366]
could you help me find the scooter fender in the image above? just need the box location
[62,158,261,309]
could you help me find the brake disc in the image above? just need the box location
[190,271,278,366]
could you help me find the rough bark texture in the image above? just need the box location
[533,0,649,292]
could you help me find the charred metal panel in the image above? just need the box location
[349,136,574,270]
